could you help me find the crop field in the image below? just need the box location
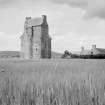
[0,59,105,105]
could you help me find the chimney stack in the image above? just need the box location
[92,44,96,49]
[26,17,31,20]
[81,46,84,51]
[42,15,47,21]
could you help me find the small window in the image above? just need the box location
[91,51,93,55]
[45,42,47,48]
[36,48,38,51]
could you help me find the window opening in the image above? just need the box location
[36,48,38,52]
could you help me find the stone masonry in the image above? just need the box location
[20,15,51,59]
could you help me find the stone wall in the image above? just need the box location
[32,26,41,59]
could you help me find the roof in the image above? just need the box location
[26,17,43,27]
[96,48,105,54]
[29,18,43,26]
[80,50,92,55]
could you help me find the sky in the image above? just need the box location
[0,0,105,53]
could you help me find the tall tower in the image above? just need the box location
[20,15,51,59]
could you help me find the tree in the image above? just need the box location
[61,50,72,58]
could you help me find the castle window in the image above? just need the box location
[91,51,93,55]
[45,41,47,48]
[36,48,38,51]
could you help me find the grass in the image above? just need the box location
[0,59,105,105]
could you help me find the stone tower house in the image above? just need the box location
[21,15,51,59]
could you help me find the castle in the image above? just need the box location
[20,15,51,59]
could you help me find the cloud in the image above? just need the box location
[0,32,20,51]
[50,0,87,8]
[0,0,12,4]
[50,0,105,19]
[0,0,105,19]
[0,0,105,18]
[84,0,105,19]
[0,0,17,8]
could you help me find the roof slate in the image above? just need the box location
[96,48,105,54]
[80,50,92,55]
[27,17,43,27]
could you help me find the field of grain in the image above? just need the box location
[0,59,105,105]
